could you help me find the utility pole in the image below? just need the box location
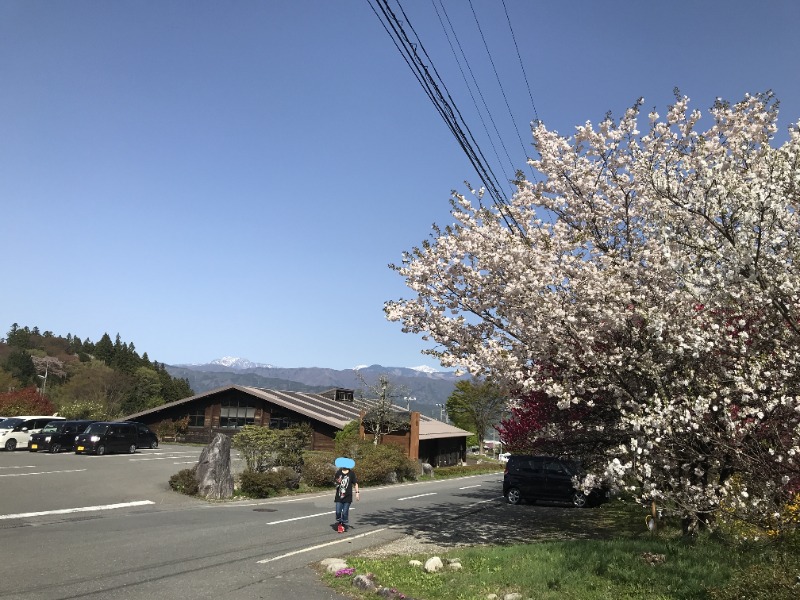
[38,365,48,398]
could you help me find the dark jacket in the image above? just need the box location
[334,468,357,503]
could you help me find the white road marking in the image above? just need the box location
[0,465,36,469]
[459,484,482,490]
[257,528,387,563]
[130,456,190,461]
[266,511,337,525]
[0,500,155,520]
[0,469,87,478]
[173,461,197,465]
[398,492,437,501]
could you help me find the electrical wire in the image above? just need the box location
[366,0,527,237]
[432,0,516,196]
[468,0,534,181]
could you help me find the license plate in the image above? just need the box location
[31,444,38,449]
[77,446,84,451]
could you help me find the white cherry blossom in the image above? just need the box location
[387,92,800,531]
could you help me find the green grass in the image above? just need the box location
[322,501,800,600]
[425,463,504,479]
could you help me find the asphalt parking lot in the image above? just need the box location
[0,444,244,519]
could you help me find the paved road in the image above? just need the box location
[0,445,509,599]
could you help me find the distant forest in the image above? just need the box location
[0,323,193,419]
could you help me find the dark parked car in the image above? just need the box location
[503,455,608,508]
[29,420,96,453]
[127,421,159,449]
[75,422,138,455]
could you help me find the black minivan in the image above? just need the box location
[503,455,608,508]
[75,422,138,455]
[127,421,159,449]
[29,420,96,453]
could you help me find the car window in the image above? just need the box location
[545,460,567,475]
[41,422,63,433]
[85,423,109,435]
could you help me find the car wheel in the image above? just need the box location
[96,445,106,456]
[128,444,136,454]
[150,440,159,449]
[572,492,589,508]
[506,487,523,505]
[5,439,17,451]
[51,444,61,453]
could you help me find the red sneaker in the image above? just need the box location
[337,523,344,533]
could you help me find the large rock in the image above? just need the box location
[195,433,234,499]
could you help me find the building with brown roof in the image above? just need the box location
[123,385,469,466]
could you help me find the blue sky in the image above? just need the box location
[2,1,799,371]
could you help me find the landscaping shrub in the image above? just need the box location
[357,443,418,484]
[334,420,364,459]
[301,452,337,487]
[240,468,301,498]
[232,424,312,472]
[169,467,199,496]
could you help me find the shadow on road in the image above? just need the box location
[357,496,628,548]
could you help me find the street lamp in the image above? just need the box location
[435,403,447,422]
[403,396,416,411]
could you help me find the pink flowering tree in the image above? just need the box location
[386,92,800,532]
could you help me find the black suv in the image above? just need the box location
[29,420,96,452]
[503,455,608,508]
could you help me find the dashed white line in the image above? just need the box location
[266,511,337,525]
[0,469,87,478]
[459,484,482,490]
[257,528,387,563]
[0,465,36,470]
[0,500,155,520]
[398,492,437,501]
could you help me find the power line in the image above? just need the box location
[468,0,535,181]
[432,0,517,195]
[366,0,527,237]
[501,0,539,123]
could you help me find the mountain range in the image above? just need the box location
[165,359,464,417]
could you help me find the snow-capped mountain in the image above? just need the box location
[208,356,275,370]
[196,358,442,373]
[166,359,463,411]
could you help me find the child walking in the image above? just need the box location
[333,464,359,532]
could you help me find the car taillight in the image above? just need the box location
[504,466,509,475]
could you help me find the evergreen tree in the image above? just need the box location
[94,333,114,364]
[3,350,37,386]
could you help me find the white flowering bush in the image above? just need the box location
[387,92,800,532]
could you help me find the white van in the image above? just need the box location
[0,416,65,451]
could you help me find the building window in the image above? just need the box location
[268,407,298,430]
[187,407,206,428]
[220,399,256,428]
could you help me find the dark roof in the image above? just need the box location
[123,385,470,440]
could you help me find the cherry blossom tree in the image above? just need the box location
[386,92,800,531]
